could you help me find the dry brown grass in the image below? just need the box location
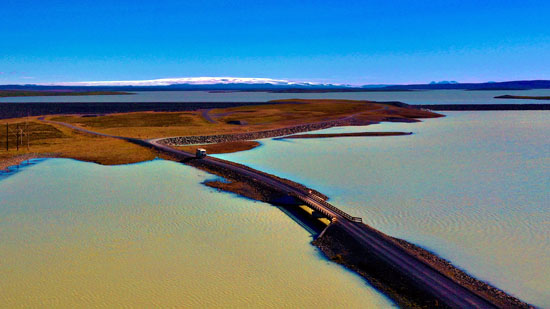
[50,112,224,139]
[1,100,442,168]
[0,118,156,166]
[47,99,441,139]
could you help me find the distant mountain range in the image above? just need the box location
[1,78,550,92]
[378,80,550,91]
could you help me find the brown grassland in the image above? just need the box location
[1,99,441,169]
[48,99,439,139]
[0,117,156,169]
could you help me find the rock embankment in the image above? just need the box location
[158,118,370,146]
[314,224,533,308]
[391,238,532,308]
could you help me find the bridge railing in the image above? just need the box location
[292,192,362,223]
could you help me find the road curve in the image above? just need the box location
[43,118,498,308]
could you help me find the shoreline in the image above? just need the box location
[0,153,59,171]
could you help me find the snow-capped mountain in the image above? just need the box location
[47,77,325,87]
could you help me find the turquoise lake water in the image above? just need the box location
[0,159,393,307]
[215,111,550,307]
[2,89,550,103]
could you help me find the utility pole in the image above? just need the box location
[16,124,19,151]
[26,122,30,151]
[5,123,8,151]
[26,111,30,151]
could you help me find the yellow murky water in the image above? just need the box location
[0,159,393,307]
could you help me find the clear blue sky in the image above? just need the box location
[1,0,549,85]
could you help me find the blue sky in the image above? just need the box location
[1,0,549,85]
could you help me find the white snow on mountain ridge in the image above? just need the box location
[45,77,331,87]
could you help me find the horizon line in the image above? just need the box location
[1,76,550,87]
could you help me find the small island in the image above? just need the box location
[282,131,412,139]
[494,94,550,100]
